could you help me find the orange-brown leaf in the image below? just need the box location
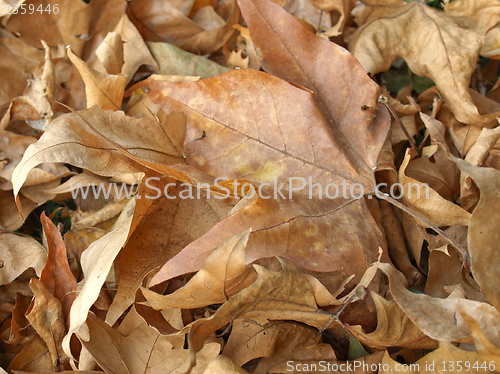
[39,212,76,326]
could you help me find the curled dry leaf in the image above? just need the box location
[112,14,159,84]
[424,113,500,310]
[380,199,422,285]
[372,262,500,345]
[310,0,351,37]
[187,260,339,370]
[0,40,55,130]
[43,171,116,199]
[460,310,500,369]
[25,278,67,368]
[459,124,500,210]
[0,191,37,231]
[95,31,124,75]
[349,0,496,127]
[82,307,220,374]
[105,180,233,325]
[126,0,202,46]
[0,136,71,191]
[346,291,437,350]
[443,0,500,37]
[426,249,486,302]
[7,334,55,373]
[399,148,471,227]
[6,293,33,345]
[439,145,500,311]
[11,106,185,216]
[73,199,131,230]
[223,320,335,372]
[0,232,47,286]
[67,47,127,111]
[127,0,240,55]
[39,212,76,326]
[232,25,261,70]
[226,49,249,69]
[482,27,500,59]
[141,229,257,311]
[62,216,133,362]
[405,150,456,202]
[78,0,127,62]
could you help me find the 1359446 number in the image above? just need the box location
[7,3,59,14]
[440,361,496,372]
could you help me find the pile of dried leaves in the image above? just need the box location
[1,0,500,372]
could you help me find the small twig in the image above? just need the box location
[378,95,420,154]
[317,10,324,33]
[384,195,471,272]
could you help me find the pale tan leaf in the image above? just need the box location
[201,355,250,374]
[372,262,500,344]
[482,27,500,58]
[460,124,500,210]
[142,230,256,310]
[439,145,500,311]
[105,180,232,326]
[223,320,335,370]
[349,1,495,127]
[0,40,55,130]
[11,106,185,216]
[67,47,127,110]
[311,0,351,37]
[42,171,115,197]
[348,291,436,350]
[25,278,67,368]
[187,261,339,370]
[399,148,471,227]
[62,216,133,361]
[95,31,124,75]
[82,308,220,374]
[113,14,159,84]
[444,0,500,36]
[0,232,47,286]
[426,249,486,302]
[460,310,500,369]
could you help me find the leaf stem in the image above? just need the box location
[384,195,471,272]
[378,95,420,154]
